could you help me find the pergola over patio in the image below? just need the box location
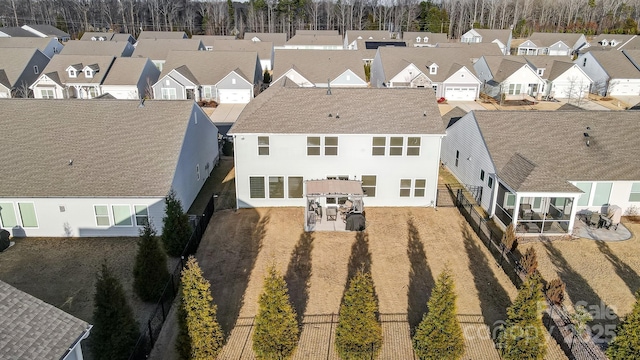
[305,179,364,232]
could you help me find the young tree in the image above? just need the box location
[607,290,640,359]
[162,189,192,257]
[177,256,224,359]
[501,223,518,252]
[91,263,139,360]
[545,278,566,305]
[335,271,382,360]
[498,274,546,360]
[413,267,464,360]
[252,265,299,359]
[133,222,170,301]
[521,247,539,275]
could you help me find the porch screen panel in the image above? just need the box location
[269,176,285,198]
[288,177,303,198]
[112,205,132,226]
[592,183,612,206]
[18,203,38,227]
[576,182,592,206]
[0,203,18,228]
[250,177,265,198]
[629,183,640,202]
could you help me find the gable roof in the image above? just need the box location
[0,27,39,37]
[479,56,533,82]
[22,24,70,38]
[0,100,199,197]
[230,87,445,135]
[212,39,273,61]
[471,29,511,45]
[467,111,640,189]
[0,70,10,88]
[102,57,155,85]
[191,35,236,47]
[0,37,56,52]
[244,32,287,46]
[0,280,90,359]
[273,49,366,84]
[160,50,260,85]
[295,30,339,35]
[0,48,41,87]
[526,32,583,48]
[442,106,468,128]
[60,40,131,56]
[345,30,392,42]
[590,34,637,47]
[587,50,640,79]
[132,39,204,61]
[79,32,114,41]
[137,30,187,40]
[402,32,448,46]
[620,36,640,50]
[286,34,343,46]
[37,54,115,85]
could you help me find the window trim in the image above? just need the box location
[33,65,39,74]
[196,164,200,181]
[268,176,285,199]
[414,179,426,197]
[94,204,111,227]
[161,87,177,100]
[361,175,377,198]
[455,150,460,167]
[630,183,640,202]
[134,205,149,227]
[288,176,304,199]
[324,136,338,156]
[258,136,270,156]
[372,136,386,156]
[400,179,411,197]
[40,88,54,99]
[488,176,493,189]
[389,137,403,156]
[407,137,420,156]
[111,204,133,227]
[307,136,321,156]
[480,170,485,181]
[17,202,39,228]
[0,202,18,228]
[249,176,266,199]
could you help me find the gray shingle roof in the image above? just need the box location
[588,50,640,79]
[38,54,115,85]
[0,27,39,37]
[473,29,512,45]
[590,34,637,47]
[137,30,187,40]
[0,47,40,86]
[24,24,70,38]
[191,35,237,47]
[272,49,366,84]
[526,32,583,48]
[60,40,131,56]
[620,36,640,50]
[212,39,273,61]
[442,106,468,128]
[229,87,445,135]
[499,153,580,192]
[132,39,204,61]
[101,57,154,85]
[345,30,392,42]
[79,32,114,41]
[0,280,90,359]
[244,32,287,46]
[0,69,9,88]
[160,50,259,84]
[286,34,343,46]
[0,37,56,52]
[295,30,339,35]
[0,100,196,197]
[402,32,448,47]
[467,111,640,191]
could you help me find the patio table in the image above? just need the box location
[326,206,337,221]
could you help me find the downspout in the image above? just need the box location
[61,324,92,360]
[233,135,240,210]
[433,134,445,208]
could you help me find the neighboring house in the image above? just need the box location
[473,55,546,100]
[137,30,188,40]
[101,57,160,99]
[30,54,116,99]
[403,32,448,47]
[0,37,63,58]
[213,39,274,71]
[0,27,40,38]
[0,280,91,359]
[575,50,640,96]
[132,39,205,71]
[517,32,587,56]
[460,28,512,55]
[522,57,592,99]
[153,50,262,103]
[441,110,640,236]
[285,34,344,50]
[244,32,287,47]
[272,49,367,87]
[60,40,135,57]
[191,35,237,50]
[21,24,70,42]
[344,30,393,49]
[618,36,640,50]
[229,86,446,213]
[80,31,136,44]
[295,30,340,35]
[0,100,219,237]
[371,47,486,101]
[0,48,50,98]
[589,34,637,50]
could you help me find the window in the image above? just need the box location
[415,179,426,197]
[203,86,213,99]
[165,79,170,86]
[258,136,269,155]
[161,88,176,100]
[196,164,200,180]
[68,69,76,77]
[40,89,54,99]
[250,176,265,198]
[33,65,39,74]
[18,203,38,228]
[592,182,612,206]
[423,37,428,42]
[307,137,320,155]
[325,137,338,155]
[429,65,437,75]
[576,182,592,206]
[488,177,493,188]
[112,205,132,226]
[134,205,149,226]
[89,87,98,98]
[390,137,403,156]
[505,194,516,207]
[583,58,587,67]
[288,177,303,198]
[416,37,421,43]
[455,150,459,167]
[0,203,18,228]
[269,176,284,198]
[94,205,110,226]
[508,84,521,95]
[537,69,544,76]
[85,70,93,78]
[362,175,377,197]
[480,170,485,181]
[407,137,420,156]
[629,183,640,202]
[400,179,411,197]
[372,137,385,156]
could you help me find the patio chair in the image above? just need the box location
[520,204,533,220]
[588,213,600,228]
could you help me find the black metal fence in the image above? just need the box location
[128,195,216,360]
[452,187,606,360]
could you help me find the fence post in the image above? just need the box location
[148,319,154,346]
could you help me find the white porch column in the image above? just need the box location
[513,194,521,226]
[567,195,580,235]
[489,175,499,218]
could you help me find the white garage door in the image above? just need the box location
[218,89,251,104]
[445,87,477,101]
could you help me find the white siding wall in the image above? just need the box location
[234,133,443,208]
[608,79,640,96]
[0,197,164,237]
[32,75,65,99]
[441,113,496,211]
[571,180,640,215]
[503,66,546,94]
[100,85,139,99]
[575,52,609,95]
[549,66,592,98]
[370,50,387,88]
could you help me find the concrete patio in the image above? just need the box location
[572,218,632,241]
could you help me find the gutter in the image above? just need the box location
[60,324,93,360]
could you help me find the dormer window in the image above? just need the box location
[91,36,97,41]
[85,69,93,78]
[429,64,438,75]
[611,40,618,46]
[537,69,544,76]
[68,69,77,78]
[423,37,428,42]
[416,37,421,43]
[99,37,105,41]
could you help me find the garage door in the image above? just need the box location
[218,89,251,104]
[445,87,477,101]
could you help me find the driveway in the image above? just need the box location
[444,101,487,112]
[572,99,612,111]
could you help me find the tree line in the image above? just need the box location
[0,0,638,40]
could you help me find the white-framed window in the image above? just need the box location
[488,177,493,188]
[88,87,98,98]
[582,58,587,67]
[576,182,592,206]
[407,137,420,156]
[33,65,39,74]
[203,86,213,99]
[165,79,170,86]
[372,137,385,156]
[537,69,544,76]
[429,65,437,75]
[17,203,38,228]
[400,179,411,197]
[40,89,54,99]
[258,136,269,155]
[307,136,320,155]
[432,85,438,92]
[269,176,285,198]
[592,182,612,206]
[390,137,403,156]
[508,84,522,95]
[414,179,426,197]
[288,176,304,198]
[416,37,421,43]
[85,69,93,78]
[196,164,200,180]
[0,203,18,228]
[94,205,110,226]
[480,170,485,181]
[629,183,640,202]
[325,136,338,155]
[68,69,77,78]
[250,176,265,198]
[362,175,377,197]
[399,179,426,197]
[161,88,176,100]
[423,36,429,42]
[134,205,149,226]
[455,150,459,167]
[112,205,133,226]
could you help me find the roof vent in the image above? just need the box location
[336,113,340,119]
[328,113,332,117]
[583,132,589,137]
[68,159,73,166]
[423,111,427,117]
